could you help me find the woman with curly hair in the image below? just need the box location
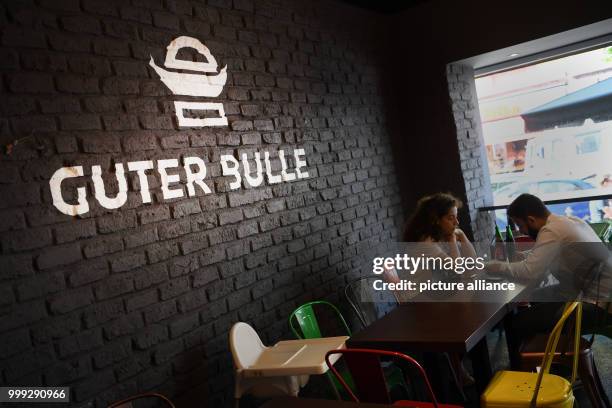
[403,192,477,259]
[399,192,477,388]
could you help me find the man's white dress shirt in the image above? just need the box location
[494,214,611,301]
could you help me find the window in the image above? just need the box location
[475,44,612,223]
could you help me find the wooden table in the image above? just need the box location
[347,301,515,397]
[262,397,394,408]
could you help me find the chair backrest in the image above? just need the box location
[229,322,267,370]
[325,348,439,407]
[531,302,582,408]
[344,277,398,327]
[107,393,175,408]
[289,301,351,339]
[598,284,612,334]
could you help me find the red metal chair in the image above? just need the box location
[325,348,463,407]
[107,392,175,408]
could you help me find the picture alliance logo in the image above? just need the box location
[48,36,310,216]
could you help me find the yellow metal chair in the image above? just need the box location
[481,302,582,408]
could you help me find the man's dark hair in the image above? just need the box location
[507,194,550,220]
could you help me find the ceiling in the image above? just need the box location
[339,0,428,14]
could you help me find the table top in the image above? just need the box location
[347,302,510,353]
[261,397,394,408]
[243,336,349,377]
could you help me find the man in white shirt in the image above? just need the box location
[489,193,610,299]
[488,194,611,365]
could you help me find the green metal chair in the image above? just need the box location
[289,301,409,401]
[289,300,351,339]
[289,301,351,400]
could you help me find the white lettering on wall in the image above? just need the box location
[184,156,212,196]
[279,150,296,182]
[49,149,309,216]
[50,166,89,216]
[294,148,309,178]
[242,152,264,187]
[127,161,154,204]
[92,163,128,210]
[264,151,282,184]
[157,159,183,199]
[220,155,242,190]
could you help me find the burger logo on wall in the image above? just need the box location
[149,36,229,127]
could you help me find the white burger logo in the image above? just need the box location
[149,36,228,127]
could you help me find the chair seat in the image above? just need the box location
[519,334,611,408]
[393,400,462,408]
[482,371,574,408]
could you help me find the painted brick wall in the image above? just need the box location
[445,63,494,243]
[0,0,402,406]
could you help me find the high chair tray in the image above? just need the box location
[243,336,349,377]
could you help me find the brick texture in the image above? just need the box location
[446,63,494,243]
[0,1,401,407]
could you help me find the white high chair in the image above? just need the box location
[229,322,309,408]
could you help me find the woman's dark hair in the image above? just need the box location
[403,193,462,241]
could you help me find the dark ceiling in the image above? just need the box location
[339,0,429,14]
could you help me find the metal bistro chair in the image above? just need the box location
[289,300,352,399]
[518,262,612,408]
[325,348,463,408]
[518,332,610,408]
[289,300,414,401]
[107,393,175,408]
[344,277,418,399]
[482,302,582,408]
[289,301,352,340]
[344,277,399,328]
[345,277,466,400]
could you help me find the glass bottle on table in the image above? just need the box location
[494,223,507,261]
[505,224,516,261]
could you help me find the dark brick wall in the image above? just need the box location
[0,1,402,406]
[446,63,493,243]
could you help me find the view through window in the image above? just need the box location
[475,44,612,228]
